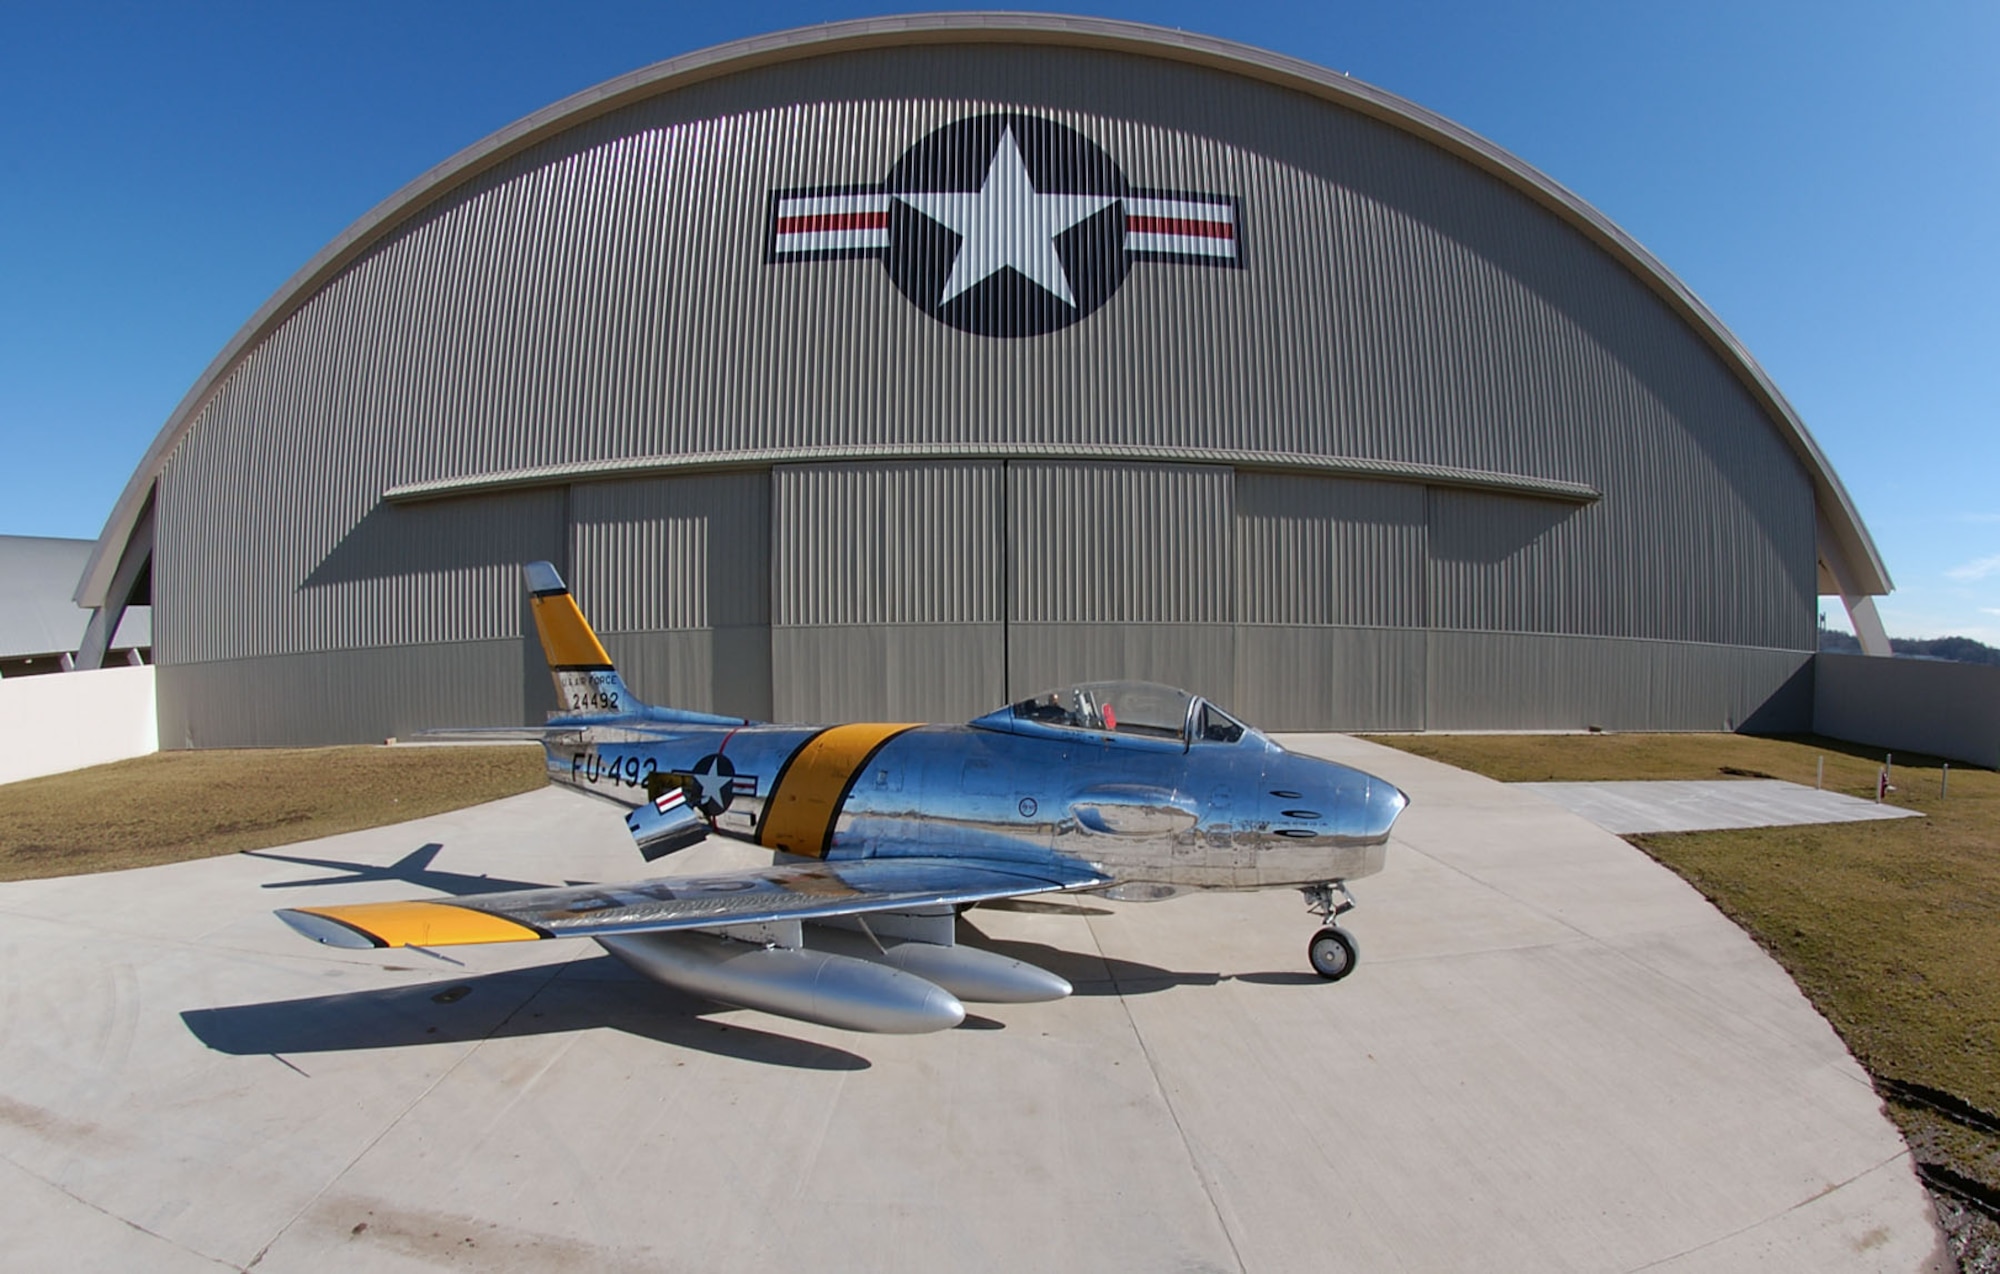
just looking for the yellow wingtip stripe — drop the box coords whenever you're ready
[530,593,613,669]
[294,901,542,948]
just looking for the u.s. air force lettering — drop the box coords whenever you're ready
[766,113,1242,337]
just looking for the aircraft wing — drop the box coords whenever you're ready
[277,856,1109,950]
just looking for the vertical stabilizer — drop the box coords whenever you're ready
[524,562,636,715]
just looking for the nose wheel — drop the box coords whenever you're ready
[1302,882,1359,982]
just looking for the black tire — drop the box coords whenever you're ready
[1308,926,1359,981]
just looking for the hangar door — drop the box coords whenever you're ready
[1231,472,1427,731]
[1006,461,1236,709]
[770,460,1235,723]
[566,463,1441,729]
[568,472,773,720]
[772,462,1005,722]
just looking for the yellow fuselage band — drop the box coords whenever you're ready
[760,723,919,858]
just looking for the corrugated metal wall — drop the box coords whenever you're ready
[771,462,1004,721]
[1236,473,1425,628]
[1006,462,1236,705]
[149,41,1821,743]
[569,471,772,718]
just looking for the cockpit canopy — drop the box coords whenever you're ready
[988,680,1247,745]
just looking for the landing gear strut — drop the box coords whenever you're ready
[1302,882,1359,981]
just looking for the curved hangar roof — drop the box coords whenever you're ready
[80,12,1888,607]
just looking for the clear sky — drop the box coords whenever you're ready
[2,2,1993,638]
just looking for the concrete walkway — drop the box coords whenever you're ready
[0,737,1945,1272]
[1521,779,1923,834]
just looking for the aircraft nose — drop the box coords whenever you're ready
[1279,757,1407,842]
[1362,776,1409,840]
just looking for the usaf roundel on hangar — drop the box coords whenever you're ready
[766,113,1243,337]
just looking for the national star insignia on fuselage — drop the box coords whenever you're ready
[274,561,1407,1034]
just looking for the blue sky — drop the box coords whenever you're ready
[2,2,1993,638]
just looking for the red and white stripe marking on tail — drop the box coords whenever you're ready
[770,192,891,257]
[655,788,687,814]
[1123,196,1238,262]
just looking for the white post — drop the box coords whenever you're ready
[1816,756,1824,790]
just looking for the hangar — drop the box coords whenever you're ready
[74,14,1892,747]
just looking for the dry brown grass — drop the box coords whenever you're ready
[1366,730,2000,1260]
[0,745,547,881]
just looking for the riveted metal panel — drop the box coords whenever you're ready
[1009,462,1232,624]
[772,462,1001,626]
[570,471,770,631]
[1235,473,1425,628]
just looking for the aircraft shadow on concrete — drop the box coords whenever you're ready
[180,956,873,1071]
[245,843,547,895]
[956,917,1223,995]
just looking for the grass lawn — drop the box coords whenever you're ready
[1366,730,2000,1264]
[0,745,547,881]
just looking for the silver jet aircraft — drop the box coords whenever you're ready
[277,562,1407,1033]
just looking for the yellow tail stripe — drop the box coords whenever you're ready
[530,593,612,669]
[294,900,542,948]
[759,723,919,858]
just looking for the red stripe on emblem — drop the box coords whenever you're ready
[776,212,891,235]
[1125,214,1233,240]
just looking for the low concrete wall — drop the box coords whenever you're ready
[1814,652,2000,768]
[0,665,158,785]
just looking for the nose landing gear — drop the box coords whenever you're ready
[1302,882,1359,981]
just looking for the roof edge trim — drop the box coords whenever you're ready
[381,445,1603,505]
[78,10,1889,604]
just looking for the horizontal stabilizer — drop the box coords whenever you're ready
[626,783,709,860]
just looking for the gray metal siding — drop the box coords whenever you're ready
[600,628,773,721]
[1815,653,2000,769]
[771,461,1005,720]
[1007,623,1236,711]
[568,473,773,719]
[773,625,1004,723]
[773,462,1000,625]
[155,470,563,664]
[1231,626,1426,731]
[156,639,543,749]
[1425,631,1812,733]
[569,472,770,632]
[1235,473,1425,628]
[147,41,1819,739]
[1009,462,1232,624]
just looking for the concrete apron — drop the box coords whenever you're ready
[0,736,1946,1273]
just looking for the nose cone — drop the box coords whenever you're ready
[1275,755,1408,844]
[1363,776,1409,841]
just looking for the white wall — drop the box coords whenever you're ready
[0,665,158,785]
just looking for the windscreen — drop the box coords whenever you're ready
[1011,681,1193,741]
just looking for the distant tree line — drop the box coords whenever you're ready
[1818,630,2000,665]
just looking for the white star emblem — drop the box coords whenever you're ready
[690,766,731,809]
[895,127,1117,308]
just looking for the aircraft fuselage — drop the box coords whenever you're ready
[544,714,1400,897]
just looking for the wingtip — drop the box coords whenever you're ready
[276,908,382,949]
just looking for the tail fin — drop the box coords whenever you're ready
[524,562,637,716]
